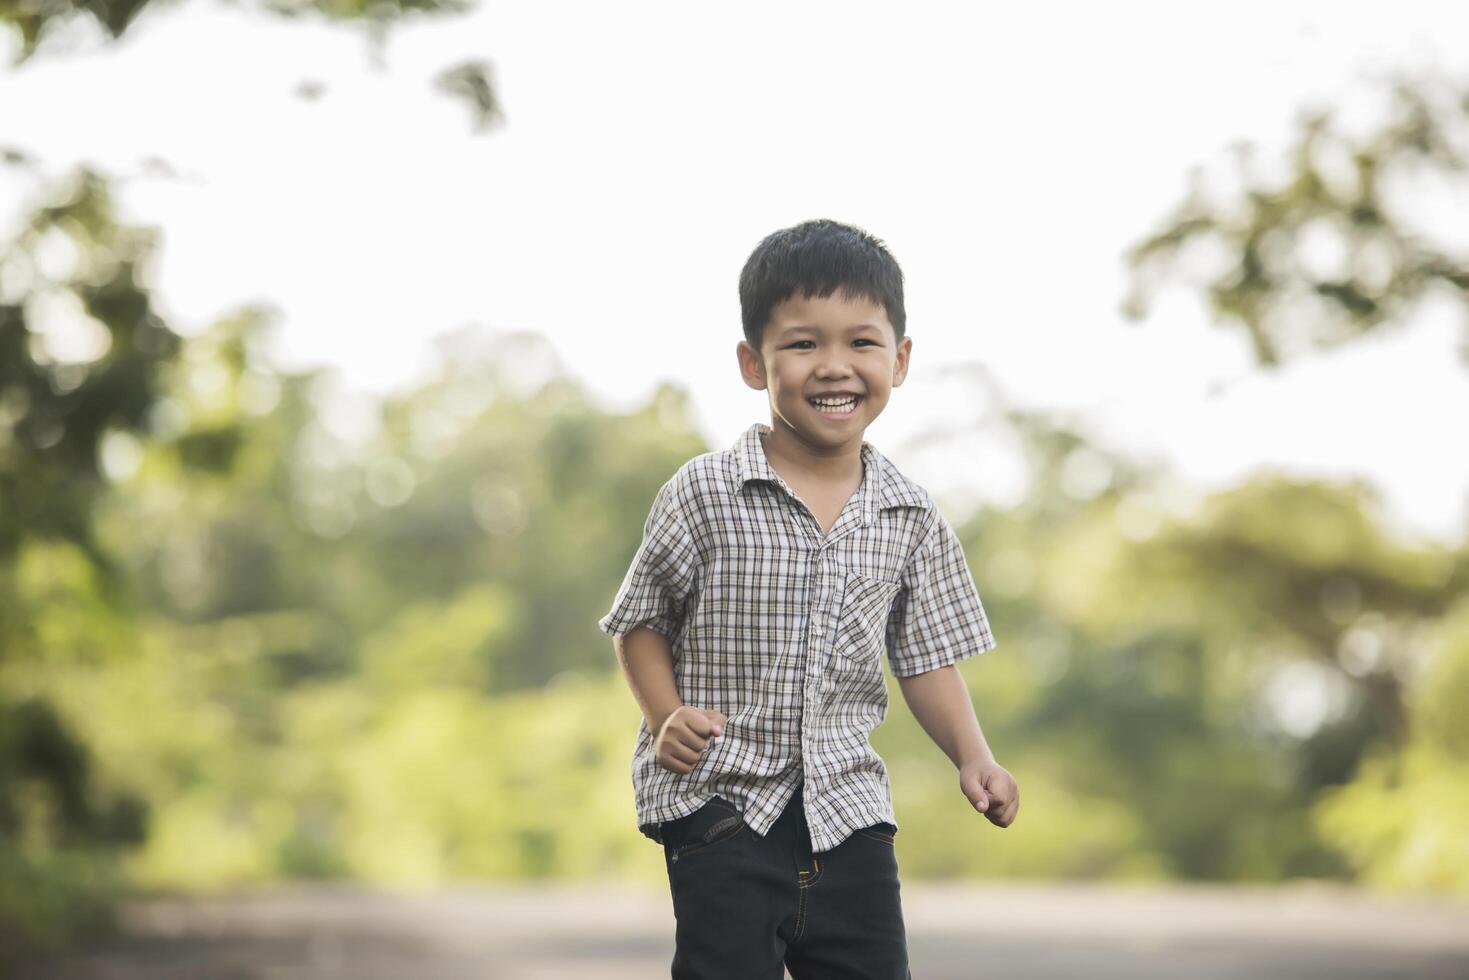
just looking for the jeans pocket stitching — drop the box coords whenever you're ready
[674,818,746,860]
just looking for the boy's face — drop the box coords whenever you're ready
[737,290,911,454]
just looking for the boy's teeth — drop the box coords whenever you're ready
[810,396,859,411]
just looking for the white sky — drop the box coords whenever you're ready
[2,0,1467,545]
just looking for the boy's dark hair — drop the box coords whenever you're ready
[738,218,905,350]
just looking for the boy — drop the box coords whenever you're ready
[598,218,1018,979]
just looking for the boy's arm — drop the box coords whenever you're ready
[599,476,723,774]
[897,664,1019,828]
[613,626,726,775]
[614,626,686,734]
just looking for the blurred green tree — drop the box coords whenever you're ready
[0,0,499,956]
[1123,67,1469,893]
[1124,70,1469,368]
[0,174,172,959]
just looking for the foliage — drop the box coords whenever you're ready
[1123,65,1469,894]
[1313,596,1469,895]
[0,172,175,962]
[0,0,471,64]
[1124,70,1469,368]
[0,169,179,567]
[2,0,501,939]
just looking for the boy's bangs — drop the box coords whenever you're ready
[795,282,887,312]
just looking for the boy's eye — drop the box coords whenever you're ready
[787,340,879,349]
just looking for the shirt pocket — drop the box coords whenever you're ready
[834,568,902,666]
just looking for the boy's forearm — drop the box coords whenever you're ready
[896,664,996,769]
[613,626,686,733]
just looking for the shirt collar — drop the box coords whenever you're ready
[732,423,926,523]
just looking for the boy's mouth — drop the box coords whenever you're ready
[807,394,862,418]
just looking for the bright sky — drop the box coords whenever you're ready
[3,0,1467,545]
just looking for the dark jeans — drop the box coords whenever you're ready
[658,785,910,979]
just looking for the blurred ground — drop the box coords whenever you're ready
[17,882,1469,980]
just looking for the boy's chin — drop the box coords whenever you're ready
[773,408,876,445]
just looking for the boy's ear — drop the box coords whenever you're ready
[737,340,768,391]
[891,335,912,387]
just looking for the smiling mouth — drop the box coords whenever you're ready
[807,395,862,417]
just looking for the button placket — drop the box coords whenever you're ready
[804,549,831,754]
[808,549,833,677]
[813,549,838,707]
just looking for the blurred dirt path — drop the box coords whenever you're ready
[17,882,1469,979]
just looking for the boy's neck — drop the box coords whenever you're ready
[760,419,865,486]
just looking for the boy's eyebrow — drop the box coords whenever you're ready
[779,323,885,336]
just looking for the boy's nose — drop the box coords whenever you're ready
[815,357,853,377]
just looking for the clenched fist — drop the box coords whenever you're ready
[960,758,1019,829]
[655,705,727,775]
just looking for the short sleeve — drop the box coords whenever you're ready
[885,508,997,678]
[598,478,701,640]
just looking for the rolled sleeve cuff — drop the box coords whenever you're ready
[597,607,679,639]
[889,630,997,678]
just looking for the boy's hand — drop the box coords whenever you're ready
[654,706,727,775]
[960,759,1019,828]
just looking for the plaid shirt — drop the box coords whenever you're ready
[598,422,997,853]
